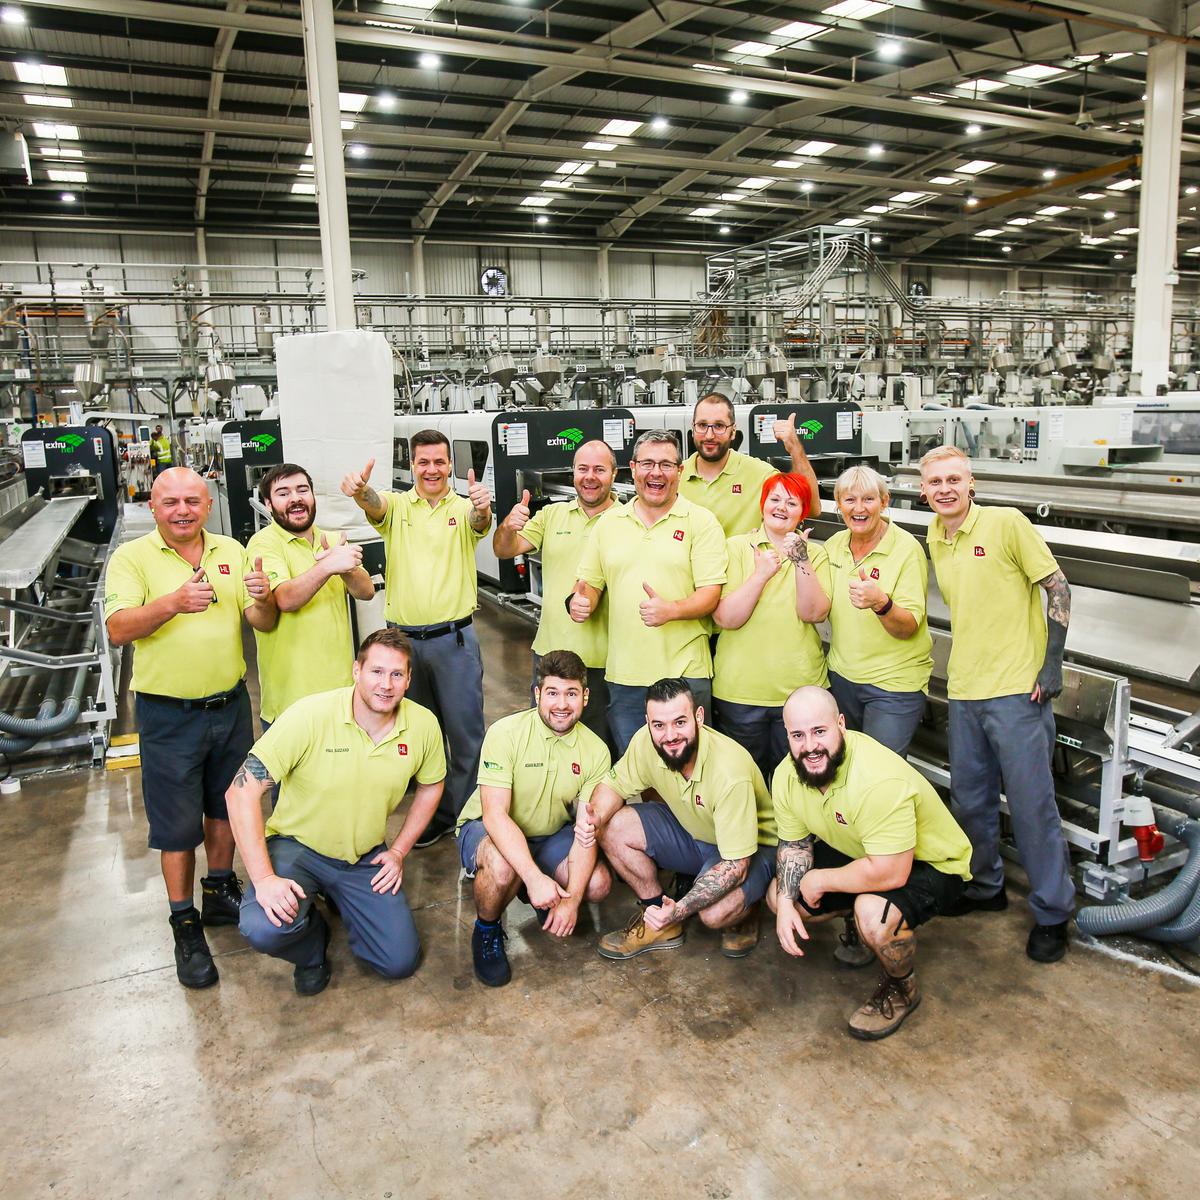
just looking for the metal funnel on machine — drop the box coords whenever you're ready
[531,351,562,392]
[73,359,106,402]
[766,344,789,386]
[205,362,237,398]
[661,351,687,391]
[744,351,766,393]
[486,350,518,390]
[635,352,662,385]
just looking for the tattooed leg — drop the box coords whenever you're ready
[854,892,916,978]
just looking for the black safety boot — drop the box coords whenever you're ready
[201,873,244,926]
[170,909,219,989]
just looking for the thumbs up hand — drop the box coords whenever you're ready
[568,580,594,623]
[244,555,272,601]
[575,800,598,849]
[466,467,492,513]
[316,531,362,575]
[753,545,782,582]
[506,488,532,532]
[174,565,215,613]
[639,581,674,627]
[340,457,375,500]
[848,565,886,611]
[772,411,800,448]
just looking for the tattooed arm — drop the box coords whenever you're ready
[642,855,749,929]
[783,531,831,623]
[1033,568,1071,703]
[775,836,815,958]
[225,754,305,927]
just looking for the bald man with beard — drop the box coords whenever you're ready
[767,687,972,1040]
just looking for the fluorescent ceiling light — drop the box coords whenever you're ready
[583,141,615,151]
[693,63,732,73]
[542,179,572,189]
[739,177,772,190]
[890,191,929,203]
[773,159,804,169]
[691,206,721,216]
[338,93,367,112]
[1006,217,1034,226]
[795,140,836,156]
[60,191,75,202]
[912,95,946,105]
[536,215,549,225]
[2,7,26,24]
[775,21,825,40]
[340,119,355,131]
[1107,178,1139,191]
[16,62,68,86]
[24,94,72,108]
[732,41,778,57]
[1078,191,1105,200]
[729,89,749,103]
[304,143,313,156]
[878,41,901,60]
[40,145,83,158]
[719,192,750,202]
[47,168,87,182]
[864,205,888,213]
[521,195,553,207]
[379,0,439,7]
[291,180,316,194]
[32,121,77,139]
[1115,226,1139,235]
[929,175,957,185]
[555,161,592,175]
[651,116,668,131]
[976,229,1002,237]
[1008,64,1065,80]
[800,181,814,192]
[823,1,892,19]
[417,53,440,69]
[1081,235,1109,245]
[1037,205,1069,215]
[867,143,884,156]
[835,216,866,226]
[958,79,1007,93]
[601,119,642,136]
[956,159,996,175]
[299,162,314,173]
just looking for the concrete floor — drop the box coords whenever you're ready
[2,604,1198,1200]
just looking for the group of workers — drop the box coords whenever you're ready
[103,390,1075,1041]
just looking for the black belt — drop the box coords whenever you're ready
[397,617,472,642]
[140,681,245,711]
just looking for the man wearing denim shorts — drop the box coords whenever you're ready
[456,650,612,988]
[575,677,776,961]
[104,467,277,990]
[769,687,972,1040]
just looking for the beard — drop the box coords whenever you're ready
[791,735,847,788]
[696,440,729,463]
[272,499,315,533]
[652,732,698,772]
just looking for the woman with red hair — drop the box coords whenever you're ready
[711,473,831,778]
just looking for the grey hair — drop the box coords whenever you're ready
[834,463,890,507]
[632,429,681,462]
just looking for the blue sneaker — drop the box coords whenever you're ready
[472,920,511,988]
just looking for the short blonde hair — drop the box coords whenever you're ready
[918,445,971,472]
[834,464,889,508]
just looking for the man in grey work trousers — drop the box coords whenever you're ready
[342,430,492,846]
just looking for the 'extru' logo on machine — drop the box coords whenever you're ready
[798,419,823,439]
[242,432,278,453]
[546,427,585,451]
[46,433,86,453]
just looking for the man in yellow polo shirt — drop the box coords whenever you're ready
[768,687,971,1040]
[920,445,1075,965]
[226,628,446,995]
[342,430,491,846]
[248,462,375,732]
[679,391,821,536]
[493,439,618,744]
[105,467,277,990]
[150,424,172,477]
[575,677,776,960]
[572,430,727,754]
[456,649,612,987]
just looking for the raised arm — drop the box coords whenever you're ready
[466,469,493,534]
[782,531,831,623]
[242,555,278,633]
[106,567,213,646]
[773,413,822,519]
[339,457,388,522]
[493,489,536,559]
[1034,568,1071,703]
[638,582,721,627]
[846,567,919,638]
[713,546,780,630]
[272,534,369,612]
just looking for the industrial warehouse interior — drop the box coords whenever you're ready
[2,1,1200,1197]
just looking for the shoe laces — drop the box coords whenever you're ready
[864,974,905,1019]
[838,919,862,949]
[174,912,207,957]
[477,924,508,960]
[623,910,648,939]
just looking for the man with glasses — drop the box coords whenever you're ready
[572,430,727,754]
[681,392,821,536]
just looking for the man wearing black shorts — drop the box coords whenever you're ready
[768,687,972,1040]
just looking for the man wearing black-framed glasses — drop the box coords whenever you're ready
[680,392,821,536]
[572,430,727,754]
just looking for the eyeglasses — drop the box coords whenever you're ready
[693,421,732,434]
[632,459,681,472]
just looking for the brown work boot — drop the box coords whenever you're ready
[847,972,921,1041]
[720,902,761,958]
[598,908,685,960]
[833,915,876,969]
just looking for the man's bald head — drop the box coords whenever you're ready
[149,467,212,545]
[784,686,841,729]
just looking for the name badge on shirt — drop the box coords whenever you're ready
[974,546,986,557]
[673,530,685,542]
[732,484,742,494]
[448,517,457,527]
[397,744,408,756]
[870,567,880,580]
[218,564,230,575]
[835,811,847,825]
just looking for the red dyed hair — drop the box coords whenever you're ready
[759,472,811,516]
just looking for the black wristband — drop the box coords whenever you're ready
[874,596,894,617]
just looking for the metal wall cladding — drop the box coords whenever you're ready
[611,252,653,299]
[353,242,414,295]
[424,244,480,296]
[652,255,705,300]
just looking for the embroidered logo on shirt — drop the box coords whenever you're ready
[672,530,685,542]
[974,546,986,557]
[694,794,704,807]
[870,567,880,580]
[571,762,581,775]
[448,517,458,526]
[397,744,408,756]
[732,483,742,494]
[218,564,230,575]
[835,811,847,825]
[484,760,502,770]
